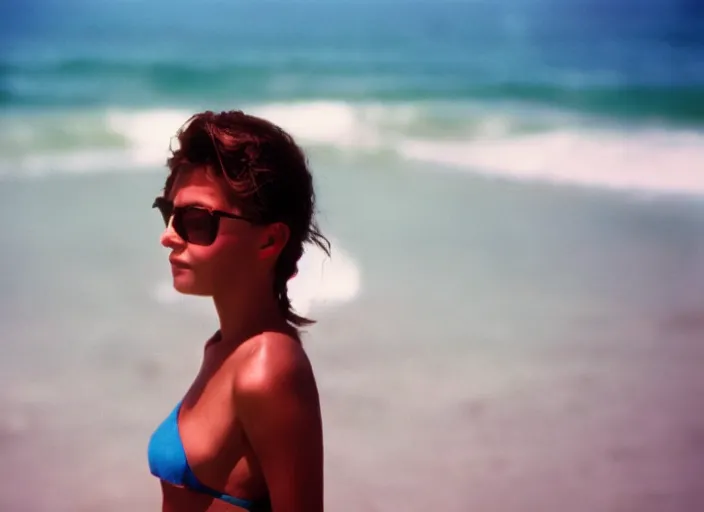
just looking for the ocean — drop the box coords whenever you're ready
[1,1,704,510]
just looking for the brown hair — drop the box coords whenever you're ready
[164,110,330,327]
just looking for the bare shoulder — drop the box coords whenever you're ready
[233,331,318,400]
[233,332,324,511]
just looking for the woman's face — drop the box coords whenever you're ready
[158,168,285,297]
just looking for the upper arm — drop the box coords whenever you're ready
[235,341,323,512]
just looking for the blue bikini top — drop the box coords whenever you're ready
[147,400,269,511]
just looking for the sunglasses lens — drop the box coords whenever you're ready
[153,197,218,246]
[178,208,217,246]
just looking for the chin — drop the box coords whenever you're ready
[172,275,212,297]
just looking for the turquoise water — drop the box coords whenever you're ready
[3,1,704,192]
[2,1,704,193]
[1,1,704,511]
[3,2,704,118]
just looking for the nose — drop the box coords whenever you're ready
[160,217,186,249]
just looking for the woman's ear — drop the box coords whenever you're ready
[258,222,290,259]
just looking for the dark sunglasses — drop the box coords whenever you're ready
[152,196,255,246]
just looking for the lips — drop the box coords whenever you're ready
[169,257,190,269]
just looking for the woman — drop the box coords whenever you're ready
[147,110,328,512]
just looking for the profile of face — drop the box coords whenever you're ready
[158,168,289,297]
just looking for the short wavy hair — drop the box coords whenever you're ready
[164,110,330,327]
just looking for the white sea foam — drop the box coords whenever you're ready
[2,101,704,197]
[0,108,190,177]
[398,128,704,196]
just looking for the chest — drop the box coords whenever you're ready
[179,362,242,461]
[178,344,254,473]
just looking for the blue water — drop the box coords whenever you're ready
[2,2,704,511]
[3,1,704,119]
[2,0,704,193]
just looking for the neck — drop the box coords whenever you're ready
[212,282,288,344]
